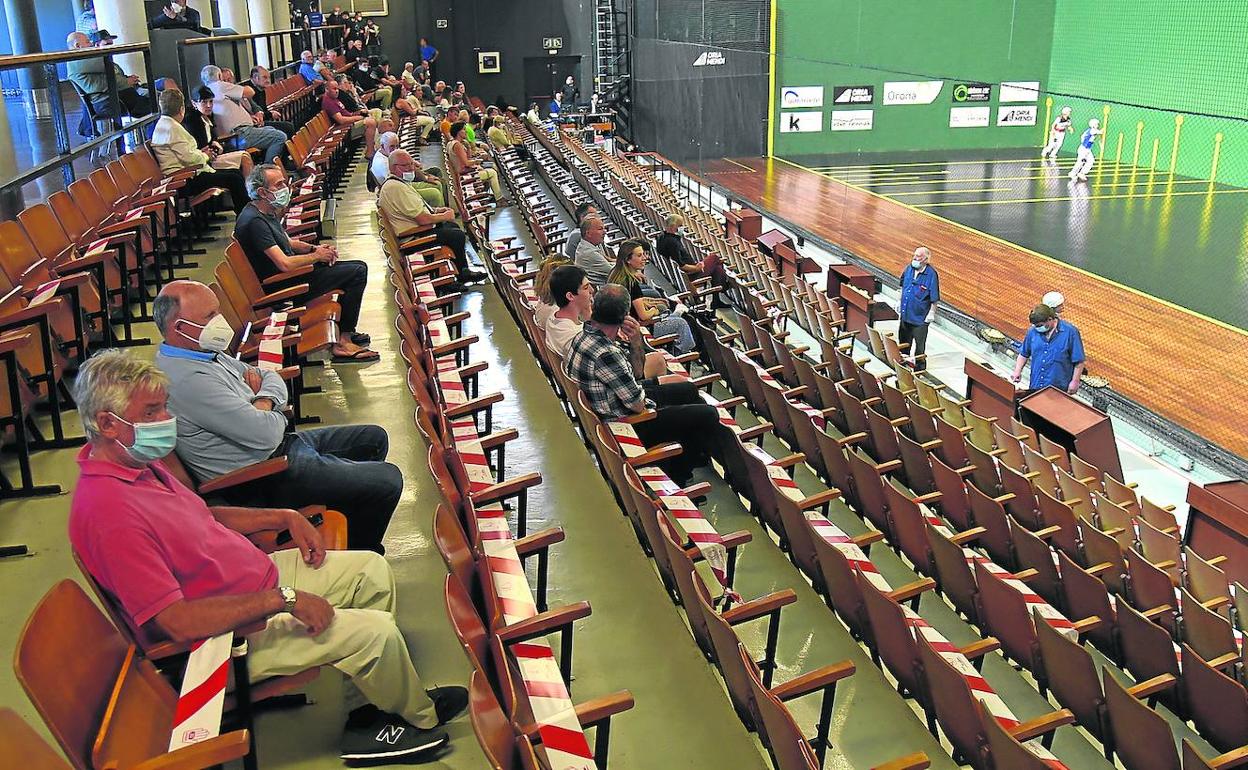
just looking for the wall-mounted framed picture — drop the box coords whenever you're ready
[478,51,500,74]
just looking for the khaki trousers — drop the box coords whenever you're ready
[246,550,438,729]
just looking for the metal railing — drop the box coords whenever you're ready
[176,25,346,94]
[0,42,157,217]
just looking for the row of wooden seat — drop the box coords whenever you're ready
[550,131,1248,769]
[375,156,639,770]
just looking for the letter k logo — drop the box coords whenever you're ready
[788,115,800,131]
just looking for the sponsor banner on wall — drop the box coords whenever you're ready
[780,111,824,133]
[833,85,874,104]
[883,81,944,105]
[997,105,1038,126]
[949,106,990,128]
[999,81,1040,102]
[830,110,874,131]
[952,83,991,103]
[781,86,825,109]
[692,51,725,66]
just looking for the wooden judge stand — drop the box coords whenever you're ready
[825,263,877,299]
[1018,387,1125,483]
[723,207,762,241]
[1186,480,1248,586]
[964,359,1024,425]
[839,283,898,337]
[755,230,819,278]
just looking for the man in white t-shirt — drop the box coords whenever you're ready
[546,264,666,378]
[201,64,287,165]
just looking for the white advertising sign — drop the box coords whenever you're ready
[779,110,823,133]
[949,106,990,128]
[997,105,1038,126]
[999,81,1041,103]
[780,86,825,109]
[829,110,874,131]
[882,81,944,105]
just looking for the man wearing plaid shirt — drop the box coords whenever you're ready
[565,285,724,483]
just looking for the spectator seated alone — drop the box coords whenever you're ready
[153,279,402,553]
[67,349,466,764]
[234,163,379,362]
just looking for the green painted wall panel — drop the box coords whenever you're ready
[772,0,1056,156]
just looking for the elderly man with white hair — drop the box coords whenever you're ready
[897,245,940,371]
[67,349,466,763]
[201,64,288,165]
[377,149,485,289]
[65,30,149,128]
[370,132,444,207]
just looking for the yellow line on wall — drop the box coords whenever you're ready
[770,154,1248,337]
[766,0,777,158]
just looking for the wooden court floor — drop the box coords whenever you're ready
[694,154,1248,460]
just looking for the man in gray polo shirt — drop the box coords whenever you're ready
[152,280,401,553]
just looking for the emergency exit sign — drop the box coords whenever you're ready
[543,37,563,50]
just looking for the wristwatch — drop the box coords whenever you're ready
[279,585,297,612]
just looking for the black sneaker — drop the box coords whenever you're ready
[428,685,468,725]
[340,708,448,764]
[458,270,489,284]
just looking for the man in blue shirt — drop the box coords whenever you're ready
[1069,118,1103,182]
[1011,304,1086,393]
[419,38,438,79]
[897,246,939,370]
[298,50,323,85]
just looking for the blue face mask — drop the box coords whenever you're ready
[111,413,178,464]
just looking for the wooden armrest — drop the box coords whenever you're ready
[198,457,290,494]
[1071,616,1103,635]
[514,526,566,558]
[570,690,635,731]
[950,526,987,546]
[870,753,931,770]
[125,730,251,770]
[263,265,315,286]
[253,283,310,309]
[721,530,753,550]
[444,391,504,419]
[958,637,1002,661]
[472,472,543,507]
[798,488,841,511]
[888,577,937,604]
[1033,525,1063,541]
[479,428,520,451]
[627,442,683,467]
[721,589,798,626]
[873,459,903,474]
[774,453,806,469]
[737,421,773,441]
[837,431,869,446]
[851,530,886,548]
[616,409,659,425]
[911,491,942,505]
[679,482,713,500]
[1125,673,1177,700]
[1008,708,1075,743]
[1140,604,1173,620]
[0,331,31,356]
[1208,652,1240,671]
[770,660,856,703]
[497,601,593,645]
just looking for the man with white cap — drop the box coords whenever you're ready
[1042,291,1065,315]
[1069,118,1103,181]
[1041,106,1073,160]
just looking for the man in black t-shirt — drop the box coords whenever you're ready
[234,164,379,363]
[655,213,730,304]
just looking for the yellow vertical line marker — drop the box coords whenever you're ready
[1112,132,1123,184]
[1096,105,1111,183]
[766,0,778,158]
[1169,113,1184,176]
[1148,138,1159,188]
[1209,131,1224,187]
[1041,97,1053,146]
[1132,121,1143,168]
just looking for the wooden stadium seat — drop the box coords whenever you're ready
[1185,546,1232,618]
[1138,517,1183,584]
[1033,608,1117,758]
[1182,738,1248,770]
[0,707,79,770]
[1179,586,1239,668]
[1009,517,1064,610]
[1180,642,1248,754]
[1116,598,1182,713]
[1103,671,1184,770]
[978,698,1063,770]
[964,481,1018,569]
[733,643,854,768]
[1125,545,1179,634]
[1056,549,1121,661]
[14,580,250,770]
[914,631,1071,769]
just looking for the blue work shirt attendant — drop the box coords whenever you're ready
[899,261,939,326]
[1014,312,1086,393]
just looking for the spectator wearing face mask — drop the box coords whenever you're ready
[1011,303,1086,394]
[897,246,939,371]
[149,1,209,33]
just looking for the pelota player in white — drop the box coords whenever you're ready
[1041,106,1073,160]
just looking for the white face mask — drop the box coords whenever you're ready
[170,2,184,13]
[400,170,417,182]
[911,259,924,270]
[178,314,235,352]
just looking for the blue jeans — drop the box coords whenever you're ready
[264,425,403,553]
[231,124,288,164]
[654,314,696,355]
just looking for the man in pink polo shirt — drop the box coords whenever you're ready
[68,350,464,764]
